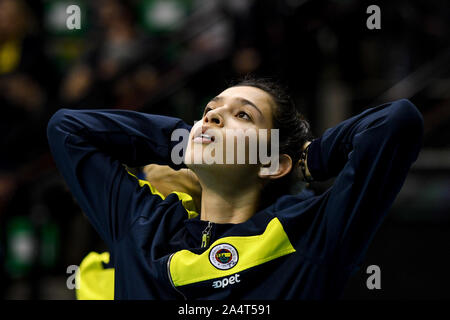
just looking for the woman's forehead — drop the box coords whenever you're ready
[218,86,274,106]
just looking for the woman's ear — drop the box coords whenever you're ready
[257,154,292,180]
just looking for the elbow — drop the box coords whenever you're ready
[388,99,424,141]
[47,108,73,145]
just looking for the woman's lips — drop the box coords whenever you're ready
[193,133,215,144]
[192,125,216,144]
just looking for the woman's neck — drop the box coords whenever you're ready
[199,180,261,224]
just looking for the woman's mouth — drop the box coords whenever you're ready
[193,133,215,144]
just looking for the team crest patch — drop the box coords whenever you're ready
[209,243,239,270]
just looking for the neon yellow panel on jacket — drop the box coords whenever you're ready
[75,251,114,300]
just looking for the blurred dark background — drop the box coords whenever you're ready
[0,0,448,299]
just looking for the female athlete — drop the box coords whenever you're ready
[47,77,423,299]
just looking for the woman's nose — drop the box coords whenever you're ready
[204,109,223,126]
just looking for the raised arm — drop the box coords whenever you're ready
[280,99,424,270]
[47,108,192,247]
[315,99,423,266]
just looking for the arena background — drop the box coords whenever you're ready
[0,0,449,300]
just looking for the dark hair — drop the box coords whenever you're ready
[229,75,314,209]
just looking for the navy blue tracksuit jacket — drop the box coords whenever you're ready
[47,99,424,299]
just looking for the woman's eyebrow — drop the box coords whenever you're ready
[209,96,263,116]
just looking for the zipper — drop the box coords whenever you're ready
[166,221,213,299]
[167,253,187,300]
[201,221,213,248]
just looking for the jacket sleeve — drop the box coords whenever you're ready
[308,99,424,268]
[279,99,424,270]
[47,108,192,247]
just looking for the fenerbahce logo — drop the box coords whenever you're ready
[209,244,239,270]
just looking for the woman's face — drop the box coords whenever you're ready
[185,86,275,169]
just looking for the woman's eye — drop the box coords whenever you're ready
[237,111,251,120]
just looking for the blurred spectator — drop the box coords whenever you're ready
[0,0,56,213]
[0,0,60,299]
[60,0,159,109]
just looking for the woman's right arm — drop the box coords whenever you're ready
[47,108,192,247]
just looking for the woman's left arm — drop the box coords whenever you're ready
[305,99,424,269]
